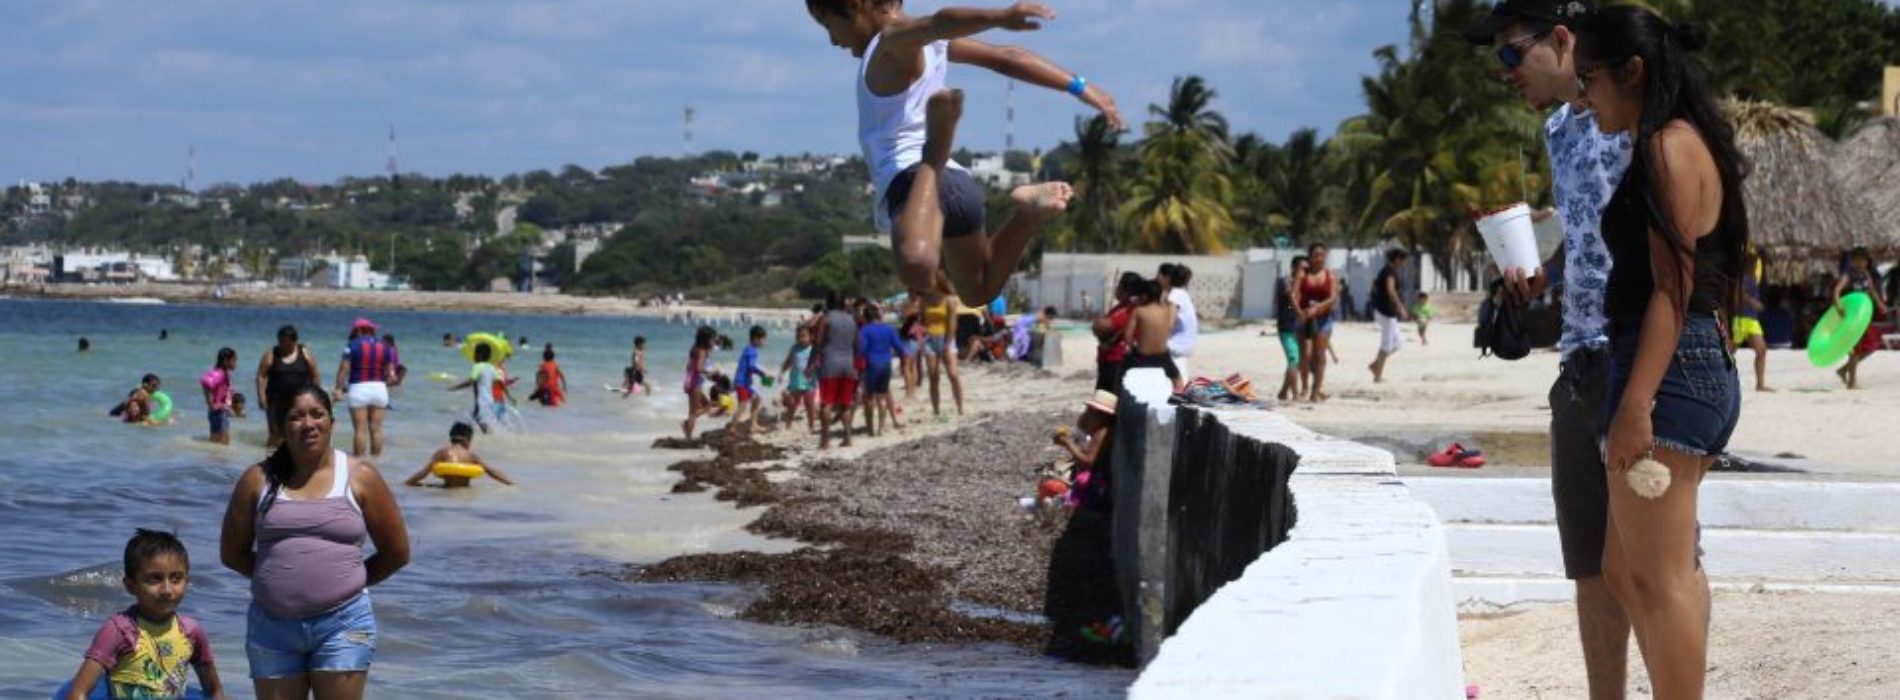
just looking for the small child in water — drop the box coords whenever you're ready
[405,422,515,488]
[66,529,227,700]
[623,336,650,397]
[1123,280,1184,392]
[229,393,248,419]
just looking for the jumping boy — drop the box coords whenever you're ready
[807,0,1123,306]
[405,422,515,488]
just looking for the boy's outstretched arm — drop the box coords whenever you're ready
[882,2,1056,51]
[948,38,1124,130]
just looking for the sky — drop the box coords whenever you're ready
[3,1,1419,186]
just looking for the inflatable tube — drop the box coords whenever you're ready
[426,371,456,382]
[55,680,208,700]
[1808,292,1875,367]
[461,333,513,364]
[431,462,486,479]
[148,390,174,422]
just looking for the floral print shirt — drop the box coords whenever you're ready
[1546,103,1634,357]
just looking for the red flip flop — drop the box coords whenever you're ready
[1428,443,1486,468]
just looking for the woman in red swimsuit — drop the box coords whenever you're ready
[1290,243,1339,402]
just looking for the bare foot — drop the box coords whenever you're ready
[1010,182,1075,223]
[1369,363,1382,383]
[1837,366,1851,387]
[923,89,964,168]
[1757,386,1775,393]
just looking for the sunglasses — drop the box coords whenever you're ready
[1497,30,1551,69]
[1575,58,1629,93]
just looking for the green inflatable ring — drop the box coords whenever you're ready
[148,390,174,422]
[1807,292,1875,367]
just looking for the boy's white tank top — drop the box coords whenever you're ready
[857,33,966,233]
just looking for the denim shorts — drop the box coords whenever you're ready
[247,591,376,678]
[1603,314,1741,458]
[207,408,230,435]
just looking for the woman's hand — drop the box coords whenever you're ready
[1605,402,1654,475]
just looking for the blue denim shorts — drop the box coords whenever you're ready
[1603,314,1741,458]
[247,591,376,678]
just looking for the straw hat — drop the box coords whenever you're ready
[1085,390,1118,416]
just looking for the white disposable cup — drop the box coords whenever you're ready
[1476,203,1543,274]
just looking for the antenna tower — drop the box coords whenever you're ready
[1006,80,1016,152]
[684,107,696,156]
[386,125,398,179]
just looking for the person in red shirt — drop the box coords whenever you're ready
[1092,273,1144,395]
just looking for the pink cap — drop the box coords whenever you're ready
[352,317,376,331]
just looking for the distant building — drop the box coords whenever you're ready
[841,235,889,254]
[967,153,1031,189]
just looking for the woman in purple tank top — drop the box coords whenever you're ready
[220,384,409,698]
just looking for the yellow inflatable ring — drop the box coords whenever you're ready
[431,462,486,479]
[461,332,513,364]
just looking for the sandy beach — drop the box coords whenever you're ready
[624,310,1899,694]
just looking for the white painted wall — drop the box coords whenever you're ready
[1130,408,1466,699]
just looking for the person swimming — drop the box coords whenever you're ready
[404,423,514,488]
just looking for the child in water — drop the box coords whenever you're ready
[405,422,515,488]
[623,336,651,397]
[531,345,567,407]
[111,375,162,424]
[65,529,227,700]
[805,0,1120,306]
[1123,280,1184,392]
[229,393,248,420]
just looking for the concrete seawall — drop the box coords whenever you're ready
[1115,370,1466,698]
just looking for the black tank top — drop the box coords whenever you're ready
[1601,165,1732,320]
[266,345,315,395]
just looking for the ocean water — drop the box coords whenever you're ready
[0,299,1128,698]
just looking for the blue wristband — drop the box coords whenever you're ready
[1067,75,1088,97]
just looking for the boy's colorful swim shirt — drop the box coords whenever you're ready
[84,607,214,699]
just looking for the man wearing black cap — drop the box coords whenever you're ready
[1467,2,1638,699]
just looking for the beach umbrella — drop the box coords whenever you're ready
[1834,117,1900,255]
[1729,101,1883,283]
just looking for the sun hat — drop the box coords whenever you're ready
[352,317,377,332]
[1084,390,1118,416]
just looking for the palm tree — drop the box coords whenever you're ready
[1149,76,1232,164]
[1069,114,1125,252]
[1121,75,1237,254]
[1261,128,1327,246]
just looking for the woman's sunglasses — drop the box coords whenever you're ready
[1497,30,1551,70]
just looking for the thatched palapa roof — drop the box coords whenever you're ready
[1835,117,1900,254]
[1728,101,1884,282]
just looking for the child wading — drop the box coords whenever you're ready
[806,0,1122,306]
[66,529,227,700]
[405,422,515,488]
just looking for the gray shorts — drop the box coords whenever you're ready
[884,164,986,239]
[1552,346,1701,579]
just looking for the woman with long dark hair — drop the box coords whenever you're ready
[220,384,409,699]
[1574,7,1748,697]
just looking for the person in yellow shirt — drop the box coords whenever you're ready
[66,529,226,700]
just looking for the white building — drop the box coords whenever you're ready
[967,154,1031,189]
